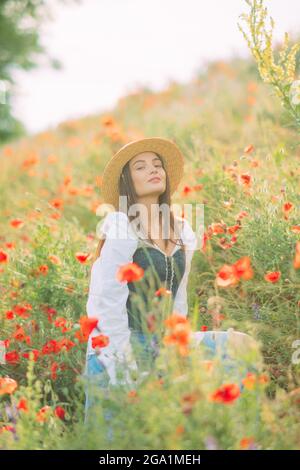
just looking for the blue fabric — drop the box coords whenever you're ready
[199,331,259,390]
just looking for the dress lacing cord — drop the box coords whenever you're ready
[164,253,175,293]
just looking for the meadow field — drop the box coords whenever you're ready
[0,49,300,449]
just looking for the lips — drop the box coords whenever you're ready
[148,177,161,183]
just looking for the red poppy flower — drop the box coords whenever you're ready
[22,349,40,361]
[233,256,254,280]
[239,173,251,187]
[17,398,29,412]
[50,198,63,210]
[79,316,98,338]
[41,339,61,355]
[59,338,75,351]
[13,303,32,319]
[10,219,24,229]
[264,271,281,283]
[36,405,52,422]
[92,334,110,349]
[51,362,59,380]
[216,264,239,287]
[0,250,9,263]
[75,252,91,264]
[117,262,144,282]
[5,351,20,364]
[181,185,193,197]
[210,383,241,404]
[216,256,253,287]
[38,264,49,275]
[54,406,66,420]
[5,310,14,320]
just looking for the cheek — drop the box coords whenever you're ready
[131,171,146,192]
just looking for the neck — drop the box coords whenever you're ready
[136,195,161,239]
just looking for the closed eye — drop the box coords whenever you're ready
[137,165,162,170]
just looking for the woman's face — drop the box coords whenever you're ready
[129,151,166,198]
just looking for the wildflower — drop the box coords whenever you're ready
[41,339,61,355]
[92,334,110,349]
[38,264,49,275]
[117,262,144,282]
[10,218,24,228]
[54,406,66,420]
[51,362,59,380]
[208,222,226,235]
[155,286,171,297]
[13,326,31,345]
[264,271,281,283]
[77,316,98,341]
[54,317,69,332]
[242,372,257,390]
[243,144,254,154]
[0,377,18,395]
[216,256,254,287]
[291,225,300,234]
[239,173,252,187]
[293,241,300,269]
[283,202,293,220]
[48,254,62,265]
[13,303,32,319]
[59,338,76,351]
[210,383,241,404]
[5,310,14,320]
[75,252,91,264]
[181,185,193,197]
[22,349,40,361]
[50,198,63,210]
[163,314,192,356]
[4,351,20,364]
[0,250,9,263]
[36,405,52,423]
[17,398,29,412]
[240,437,256,450]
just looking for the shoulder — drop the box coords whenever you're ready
[175,216,198,251]
[98,211,137,241]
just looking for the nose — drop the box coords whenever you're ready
[149,165,159,175]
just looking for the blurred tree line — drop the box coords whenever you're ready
[0,0,80,144]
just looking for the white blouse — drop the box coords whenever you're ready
[86,211,198,385]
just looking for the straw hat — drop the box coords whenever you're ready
[101,137,185,210]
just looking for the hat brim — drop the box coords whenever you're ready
[101,137,184,210]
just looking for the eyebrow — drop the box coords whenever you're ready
[132,157,161,167]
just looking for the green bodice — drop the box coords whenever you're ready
[126,239,186,331]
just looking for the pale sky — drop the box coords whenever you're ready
[11,0,300,135]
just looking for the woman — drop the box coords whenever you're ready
[81,137,259,434]
[82,137,198,424]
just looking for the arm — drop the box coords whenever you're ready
[86,211,139,385]
[172,218,198,317]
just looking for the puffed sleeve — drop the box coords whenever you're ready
[86,211,139,386]
[172,217,198,317]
